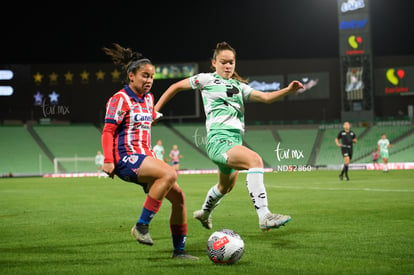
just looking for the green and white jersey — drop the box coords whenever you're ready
[378,138,390,153]
[152,145,164,160]
[189,73,253,134]
[95,154,104,166]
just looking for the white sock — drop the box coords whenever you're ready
[201,184,223,213]
[246,168,269,220]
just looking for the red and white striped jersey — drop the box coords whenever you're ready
[102,85,156,164]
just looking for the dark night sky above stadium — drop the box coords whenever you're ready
[3,0,414,64]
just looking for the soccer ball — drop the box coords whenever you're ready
[206,229,245,265]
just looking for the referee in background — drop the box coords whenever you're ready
[335,121,357,181]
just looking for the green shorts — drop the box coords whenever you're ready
[380,150,389,159]
[206,130,242,174]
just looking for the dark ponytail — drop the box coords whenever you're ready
[103,43,152,83]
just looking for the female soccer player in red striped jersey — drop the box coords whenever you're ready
[101,43,198,260]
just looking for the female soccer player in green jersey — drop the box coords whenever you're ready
[377,133,393,172]
[155,42,303,232]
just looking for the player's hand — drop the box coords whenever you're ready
[336,143,342,147]
[288,80,304,94]
[152,111,163,125]
[102,163,115,179]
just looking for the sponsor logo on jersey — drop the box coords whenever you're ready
[135,124,151,130]
[133,114,152,122]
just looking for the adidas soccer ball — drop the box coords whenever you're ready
[206,229,244,265]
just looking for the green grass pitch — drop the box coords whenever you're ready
[1,170,413,274]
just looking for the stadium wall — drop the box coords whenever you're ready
[1,56,413,125]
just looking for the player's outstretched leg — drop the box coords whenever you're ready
[193,184,223,229]
[259,213,292,232]
[246,168,292,231]
[193,209,213,229]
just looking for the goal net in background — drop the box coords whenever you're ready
[53,156,97,174]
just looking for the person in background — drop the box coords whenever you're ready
[335,121,357,181]
[155,41,303,232]
[101,43,198,260]
[377,133,393,173]
[95,151,105,178]
[153,139,166,162]
[169,145,182,172]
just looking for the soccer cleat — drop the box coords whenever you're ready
[339,174,343,181]
[193,210,212,229]
[259,213,291,232]
[131,224,153,246]
[172,250,199,260]
[345,176,350,181]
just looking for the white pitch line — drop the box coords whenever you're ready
[268,185,414,193]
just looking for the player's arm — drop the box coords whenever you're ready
[101,123,117,178]
[352,138,357,143]
[101,94,125,178]
[155,78,192,112]
[335,138,341,147]
[248,80,303,104]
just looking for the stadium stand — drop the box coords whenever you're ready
[169,123,208,154]
[243,127,278,168]
[389,130,414,162]
[354,126,414,163]
[391,145,414,163]
[152,123,214,170]
[351,124,413,162]
[32,124,102,172]
[241,126,319,168]
[1,121,412,175]
[277,128,319,166]
[0,125,54,175]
